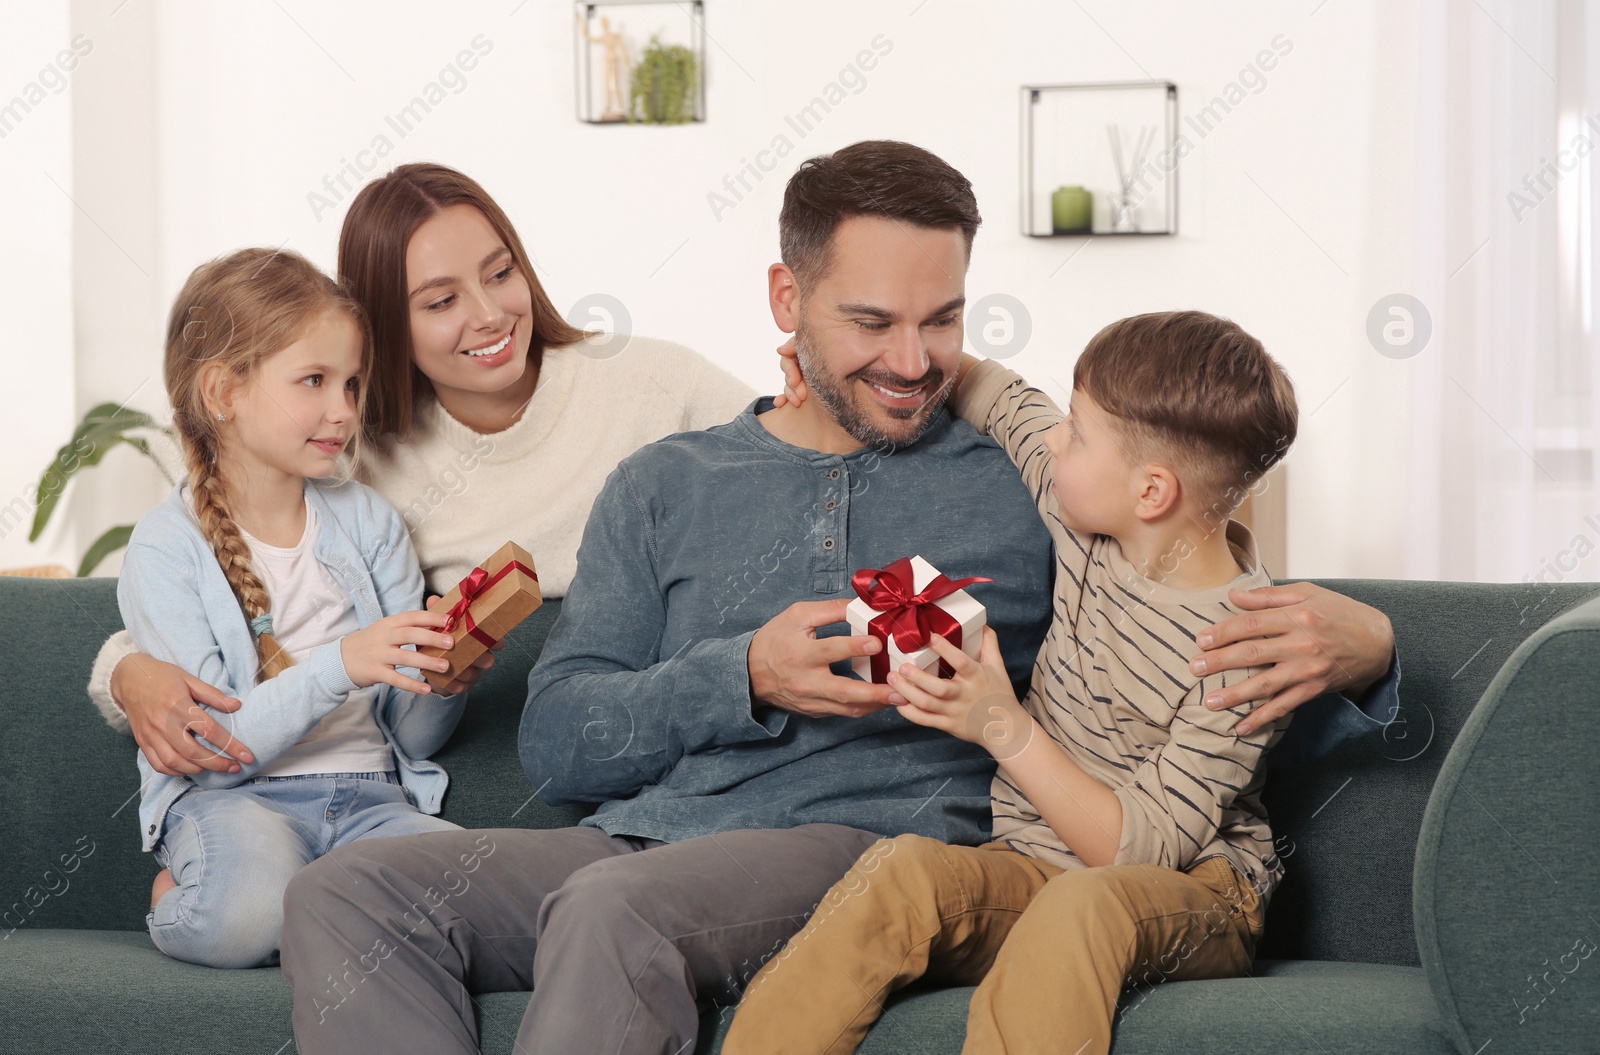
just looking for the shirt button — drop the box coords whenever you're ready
[828,468,840,480]
[824,500,837,511]
[822,538,835,550]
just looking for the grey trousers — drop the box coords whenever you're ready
[280,822,881,1055]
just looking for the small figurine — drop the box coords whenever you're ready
[577,11,631,121]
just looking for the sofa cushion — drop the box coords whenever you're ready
[1,930,295,1055]
[693,960,1457,1054]
[0,931,1455,1055]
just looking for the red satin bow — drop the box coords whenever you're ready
[441,567,490,635]
[440,560,537,647]
[851,558,991,680]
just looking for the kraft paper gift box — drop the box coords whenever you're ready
[417,541,542,692]
[846,555,990,684]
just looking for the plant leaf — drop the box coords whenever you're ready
[72,403,159,469]
[77,524,135,577]
[30,403,162,541]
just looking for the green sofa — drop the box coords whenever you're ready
[4,575,1597,1054]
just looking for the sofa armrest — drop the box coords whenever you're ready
[1414,594,1600,1055]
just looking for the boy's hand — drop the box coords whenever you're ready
[340,610,456,695]
[886,628,1034,760]
[769,338,808,409]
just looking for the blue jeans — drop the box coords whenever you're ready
[148,771,460,968]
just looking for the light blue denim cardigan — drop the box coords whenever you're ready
[117,477,465,851]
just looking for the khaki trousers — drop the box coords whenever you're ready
[723,835,1265,1055]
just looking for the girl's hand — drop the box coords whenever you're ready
[340,610,456,694]
[769,338,807,409]
[885,628,1034,760]
[110,653,251,775]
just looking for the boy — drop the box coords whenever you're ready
[722,310,1299,1055]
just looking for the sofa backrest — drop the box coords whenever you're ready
[0,578,580,936]
[1253,578,1600,968]
[4,575,1597,961]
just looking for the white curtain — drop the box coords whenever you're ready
[1408,0,1600,584]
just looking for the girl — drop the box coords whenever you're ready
[92,164,754,776]
[120,248,465,968]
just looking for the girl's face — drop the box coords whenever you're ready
[222,309,362,482]
[404,204,535,402]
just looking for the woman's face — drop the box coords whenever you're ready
[404,203,535,401]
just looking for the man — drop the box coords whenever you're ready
[281,141,1396,1054]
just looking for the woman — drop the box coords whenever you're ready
[91,164,754,776]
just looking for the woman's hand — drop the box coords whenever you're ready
[340,609,456,694]
[109,653,251,776]
[424,593,497,695]
[769,337,807,409]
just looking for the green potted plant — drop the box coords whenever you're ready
[30,402,175,575]
[628,33,699,124]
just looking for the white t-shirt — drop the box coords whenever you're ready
[244,499,394,777]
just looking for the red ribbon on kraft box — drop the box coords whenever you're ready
[418,541,542,691]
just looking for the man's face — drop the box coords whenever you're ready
[791,215,967,448]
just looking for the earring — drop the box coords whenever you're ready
[216,411,227,422]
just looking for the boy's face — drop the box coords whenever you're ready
[1044,390,1143,535]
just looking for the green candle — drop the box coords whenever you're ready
[1051,185,1091,234]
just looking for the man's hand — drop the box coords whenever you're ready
[748,599,896,718]
[110,653,251,776]
[1192,582,1395,735]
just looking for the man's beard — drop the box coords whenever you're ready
[793,318,955,451]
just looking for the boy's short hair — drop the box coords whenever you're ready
[1072,311,1298,514]
[779,140,981,288]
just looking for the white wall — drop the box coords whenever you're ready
[9,0,1422,579]
[0,1,79,572]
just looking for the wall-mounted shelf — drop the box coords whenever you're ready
[575,0,705,125]
[1020,81,1178,237]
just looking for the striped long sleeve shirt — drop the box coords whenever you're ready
[950,360,1293,905]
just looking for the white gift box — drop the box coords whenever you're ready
[846,555,987,683]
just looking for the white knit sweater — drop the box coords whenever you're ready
[90,333,755,731]
[360,333,754,597]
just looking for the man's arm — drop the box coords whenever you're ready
[1265,654,1402,769]
[518,465,892,806]
[1190,582,1397,736]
